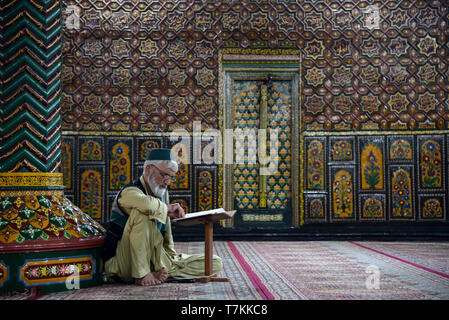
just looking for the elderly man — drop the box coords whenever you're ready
[103,148,222,286]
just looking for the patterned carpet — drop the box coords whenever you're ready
[230,241,449,299]
[2,241,449,300]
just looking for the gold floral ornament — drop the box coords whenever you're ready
[308,198,324,219]
[304,39,324,60]
[168,67,187,88]
[418,36,437,57]
[388,65,408,84]
[332,170,354,218]
[304,94,325,115]
[0,225,19,243]
[112,67,131,86]
[110,39,130,59]
[195,40,214,60]
[195,11,213,31]
[249,12,269,31]
[195,95,214,115]
[195,67,215,88]
[80,66,103,86]
[222,11,240,31]
[29,214,50,230]
[80,140,102,161]
[111,10,130,30]
[333,39,352,58]
[304,11,324,31]
[167,96,187,116]
[417,64,437,84]
[390,138,413,161]
[332,66,352,87]
[391,169,413,218]
[139,39,159,59]
[360,38,380,57]
[361,142,384,190]
[83,38,102,57]
[362,197,384,219]
[359,65,380,86]
[82,94,102,115]
[422,198,443,219]
[2,207,18,221]
[139,95,159,114]
[332,10,352,31]
[277,12,295,33]
[389,8,410,29]
[388,37,409,57]
[141,11,160,30]
[80,169,102,219]
[388,92,409,114]
[139,140,160,162]
[333,94,352,115]
[361,5,380,30]
[360,94,381,114]
[83,8,101,29]
[305,67,325,87]
[111,95,130,115]
[417,92,438,113]
[166,12,185,32]
[167,40,187,60]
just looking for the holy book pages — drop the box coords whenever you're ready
[172,208,236,226]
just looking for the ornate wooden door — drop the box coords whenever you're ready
[220,51,301,228]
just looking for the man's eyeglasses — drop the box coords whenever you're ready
[153,165,177,182]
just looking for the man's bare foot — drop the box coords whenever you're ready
[135,272,161,286]
[135,269,169,286]
[155,269,169,282]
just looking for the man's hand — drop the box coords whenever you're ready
[167,203,185,220]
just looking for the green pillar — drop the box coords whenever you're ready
[0,0,105,294]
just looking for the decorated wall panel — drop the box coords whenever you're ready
[62,135,218,222]
[304,133,449,223]
[59,0,449,227]
[305,137,326,191]
[79,166,104,219]
[417,135,445,191]
[359,136,385,192]
[389,165,415,220]
[330,166,356,222]
[359,194,386,221]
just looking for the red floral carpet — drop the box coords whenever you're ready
[228,241,449,299]
[2,241,449,300]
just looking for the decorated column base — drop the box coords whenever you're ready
[0,175,105,294]
[1,245,104,295]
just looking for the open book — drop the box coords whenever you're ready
[172,208,236,226]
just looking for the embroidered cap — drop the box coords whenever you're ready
[146,148,177,161]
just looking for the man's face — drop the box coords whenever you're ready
[144,163,177,198]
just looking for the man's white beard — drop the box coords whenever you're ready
[149,173,167,199]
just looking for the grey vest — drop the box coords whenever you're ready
[102,178,167,262]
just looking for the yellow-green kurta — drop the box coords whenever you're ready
[104,176,222,281]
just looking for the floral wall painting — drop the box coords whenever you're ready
[359,137,384,191]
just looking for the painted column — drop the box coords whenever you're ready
[0,0,105,293]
